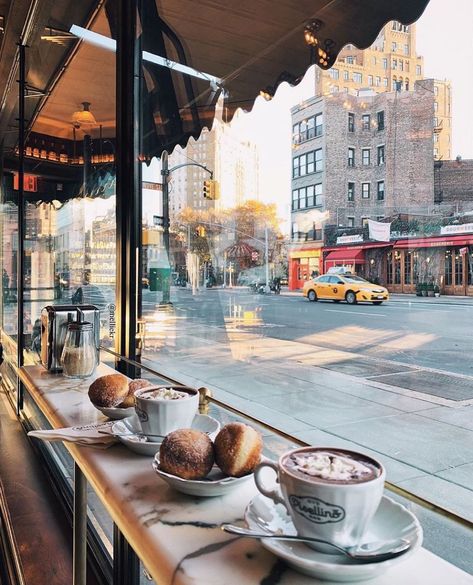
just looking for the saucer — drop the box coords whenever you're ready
[94,405,135,420]
[153,456,254,497]
[111,414,220,457]
[244,494,422,582]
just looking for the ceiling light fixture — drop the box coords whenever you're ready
[71,102,97,127]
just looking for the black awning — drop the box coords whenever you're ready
[135,0,431,156]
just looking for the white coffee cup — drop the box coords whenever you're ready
[254,447,385,552]
[134,385,199,438]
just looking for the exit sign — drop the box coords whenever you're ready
[13,173,38,192]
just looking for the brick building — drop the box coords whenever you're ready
[316,21,451,160]
[289,81,435,289]
[435,158,473,206]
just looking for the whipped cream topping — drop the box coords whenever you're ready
[291,451,374,481]
[141,388,188,401]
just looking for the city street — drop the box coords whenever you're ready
[139,286,473,532]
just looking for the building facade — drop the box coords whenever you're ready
[316,21,451,160]
[289,81,435,289]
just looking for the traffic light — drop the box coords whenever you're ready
[202,179,220,200]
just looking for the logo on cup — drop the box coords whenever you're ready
[289,495,345,524]
[135,406,148,422]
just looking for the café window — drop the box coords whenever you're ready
[362,148,371,166]
[377,180,385,201]
[348,147,355,166]
[362,182,370,198]
[348,112,355,132]
[362,114,371,130]
[377,144,385,164]
[377,110,385,130]
[404,251,412,284]
[347,182,355,201]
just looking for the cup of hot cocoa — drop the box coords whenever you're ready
[254,447,385,552]
[134,386,199,438]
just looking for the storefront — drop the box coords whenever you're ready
[322,242,391,281]
[288,247,321,290]
[391,234,473,296]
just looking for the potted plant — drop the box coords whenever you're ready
[434,284,440,298]
[421,282,428,297]
[427,282,435,297]
[415,282,423,297]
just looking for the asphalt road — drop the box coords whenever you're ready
[142,287,473,378]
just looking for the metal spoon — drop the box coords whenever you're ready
[221,524,411,562]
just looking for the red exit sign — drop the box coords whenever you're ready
[13,173,38,192]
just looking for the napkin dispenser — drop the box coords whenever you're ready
[40,305,100,372]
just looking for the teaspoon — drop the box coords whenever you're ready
[221,524,411,562]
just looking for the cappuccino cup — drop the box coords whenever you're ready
[254,447,385,552]
[134,386,199,438]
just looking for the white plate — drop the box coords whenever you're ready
[95,405,135,420]
[111,414,221,457]
[153,456,254,497]
[245,494,422,582]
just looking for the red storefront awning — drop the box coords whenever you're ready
[394,235,473,249]
[325,249,365,265]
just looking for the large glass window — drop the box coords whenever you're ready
[292,149,322,177]
[445,249,453,285]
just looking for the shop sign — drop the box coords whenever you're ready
[336,234,363,244]
[440,223,473,235]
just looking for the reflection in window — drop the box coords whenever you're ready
[445,249,452,285]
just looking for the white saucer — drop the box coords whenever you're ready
[244,494,422,582]
[111,414,220,457]
[94,404,135,420]
[153,456,254,497]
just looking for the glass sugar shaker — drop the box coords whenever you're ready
[61,321,97,379]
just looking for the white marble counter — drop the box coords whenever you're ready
[19,364,473,585]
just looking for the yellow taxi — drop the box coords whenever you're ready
[302,272,389,305]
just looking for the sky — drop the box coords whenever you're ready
[227,0,473,228]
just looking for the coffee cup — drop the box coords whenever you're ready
[254,447,385,552]
[134,385,199,438]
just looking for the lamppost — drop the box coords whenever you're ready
[160,151,213,304]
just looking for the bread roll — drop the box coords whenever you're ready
[159,429,215,480]
[88,374,129,408]
[214,422,262,477]
[119,378,153,408]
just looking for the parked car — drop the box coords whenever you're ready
[303,273,389,305]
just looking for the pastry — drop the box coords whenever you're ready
[159,429,215,480]
[119,378,153,408]
[88,373,129,408]
[214,422,262,477]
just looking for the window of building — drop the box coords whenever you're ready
[330,85,339,93]
[377,180,385,201]
[434,101,438,112]
[383,77,388,86]
[392,42,397,52]
[292,184,323,210]
[444,249,453,285]
[375,76,381,87]
[348,147,355,166]
[399,60,404,71]
[348,182,355,201]
[377,144,385,164]
[372,56,377,65]
[434,85,439,96]
[368,75,373,86]
[362,114,371,130]
[434,133,439,143]
[434,147,439,157]
[382,58,388,69]
[405,79,409,90]
[377,110,385,130]
[292,113,324,144]
[362,148,371,165]
[330,68,339,80]
[416,64,421,75]
[362,217,370,227]
[353,72,362,83]
[404,44,409,55]
[348,112,355,132]
[347,217,355,227]
[346,56,355,64]
[392,58,397,69]
[344,70,349,81]
[362,182,370,198]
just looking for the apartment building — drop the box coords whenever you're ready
[316,21,451,160]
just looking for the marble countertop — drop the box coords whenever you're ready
[19,364,473,585]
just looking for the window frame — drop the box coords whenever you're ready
[362,182,371,199]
